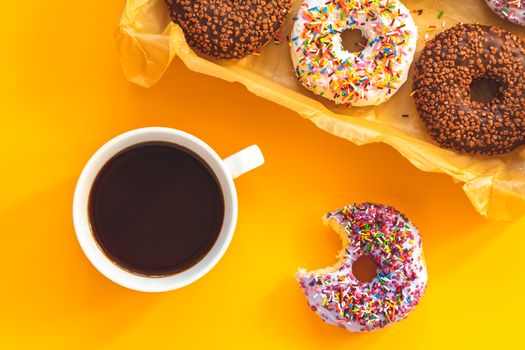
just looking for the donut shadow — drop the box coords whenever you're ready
[253,138,506,344]
[258,277,384,347]
[258,208,504,346]
[259,276,436,347]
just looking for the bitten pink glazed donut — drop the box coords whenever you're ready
[486,1,525,26]
[297,203,427,332]
[290,0,418,106]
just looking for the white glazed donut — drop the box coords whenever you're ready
[290,0,418,107]
[485,0,525,26]
[297,203,427,332]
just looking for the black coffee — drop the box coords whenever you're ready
[88,142,225,276]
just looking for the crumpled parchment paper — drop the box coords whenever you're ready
[116,0,525,221]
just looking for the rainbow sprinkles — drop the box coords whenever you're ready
[297,203,428,332]
[290,0,418,106]
[485,0,525,26]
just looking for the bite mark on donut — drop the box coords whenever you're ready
[297,216,351,277]
[297,203,428,332]
[299,216,378,282]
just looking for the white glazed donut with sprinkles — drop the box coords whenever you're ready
[485,0,525,26]
[297,203,427,332]
[290,0,418,106]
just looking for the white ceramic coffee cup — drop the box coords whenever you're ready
[73,127,264,292]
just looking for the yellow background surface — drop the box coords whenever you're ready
[1,1,524,349]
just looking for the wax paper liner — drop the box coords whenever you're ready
[116,0,525,221]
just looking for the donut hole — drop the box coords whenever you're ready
[470,77,502,103]
[352,255,379,283]
[340,28,368,54]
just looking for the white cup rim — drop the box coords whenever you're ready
[72,127,238,292]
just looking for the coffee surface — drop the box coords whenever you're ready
[89,142,224,276]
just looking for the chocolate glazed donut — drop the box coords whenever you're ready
[165,0,291,59]
[413,24,525,155]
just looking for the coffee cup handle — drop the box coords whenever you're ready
[223,145,265,179]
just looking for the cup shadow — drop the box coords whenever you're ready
[1,178,158,347]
